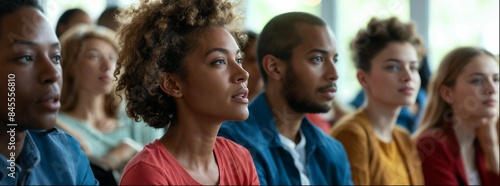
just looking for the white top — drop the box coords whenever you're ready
[278,129,310,185]
[467,169,481,185]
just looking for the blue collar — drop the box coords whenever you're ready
[249,93,326,151]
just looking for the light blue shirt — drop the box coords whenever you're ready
[0,128,98,185]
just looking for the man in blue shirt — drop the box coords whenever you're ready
[219,12,353,185]
[0,0,97,184]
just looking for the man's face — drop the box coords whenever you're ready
[282,24,339,113]
[0,7,62,130]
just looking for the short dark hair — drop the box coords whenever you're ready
[97,6,119,30]
[55,8,87,37]
[350,17,425,72]
[257,12,326,84]
[0,0,43,36]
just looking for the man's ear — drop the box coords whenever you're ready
[159,72,183,98]
[440,85,454,104]
[262,55,284,81]
[357,70,369,89]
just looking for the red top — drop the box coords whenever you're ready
[416,124,500,186]
[120,137,260,185]
[306,113,332,134]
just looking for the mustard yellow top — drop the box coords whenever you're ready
[330,109,424,185]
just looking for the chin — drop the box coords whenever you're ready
[228,110,249,121]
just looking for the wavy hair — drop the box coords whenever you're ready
[115,0,243,128]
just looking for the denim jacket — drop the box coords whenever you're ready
[219,93,353,185]
[0,128,98,185]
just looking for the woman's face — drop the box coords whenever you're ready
[362,42,421,107]
[73,38,117,95]
[444,54,499,120]
[242,39,263,101]
[176,27,249,122]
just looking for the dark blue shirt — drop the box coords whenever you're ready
[218,93,353,185]
[0,128,98,185]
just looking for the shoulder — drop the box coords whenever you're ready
[330,111,369,138]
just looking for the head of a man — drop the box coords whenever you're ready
[257,12,339,113]
[0,0,62,130]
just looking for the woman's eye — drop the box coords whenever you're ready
[213,60,225,66]
[51,55,61,64]
[17,55,34,63]
[386,65,400,71]
[313,56,323,63]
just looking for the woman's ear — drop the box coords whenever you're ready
[357,70,369,89]
[159,72,183,98]
[440,85,454,104]
[262,55,283,81]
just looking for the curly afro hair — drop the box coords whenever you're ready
[350,17,426,72]
[115,0,243,129]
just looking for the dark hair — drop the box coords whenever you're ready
[97,6,119,31]
[351,17,425,72]
[56,8,87,37]
[257,12,326,84]
[115,0,242,128]
[0,0,43,35]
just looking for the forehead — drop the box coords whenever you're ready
[0,7,59,51]
[461,54,499,76]
[293,24,337,52]
[194,27,239,52]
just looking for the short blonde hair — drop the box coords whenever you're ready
[60,24,120,118]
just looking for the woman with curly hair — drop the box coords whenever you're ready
[329,17,425,185]
[415,47,499,185]
[116,0,259,185]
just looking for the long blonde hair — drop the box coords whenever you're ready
[415,47,497,137]
[60,24,120,118]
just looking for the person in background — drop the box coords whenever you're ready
[116,0,259,185]
[0,0,97,184]
[55,8,92,38]
[233,30,263,102]
[330,17,425,185]
[415,47,499,185]
[97,6,119,31]
[219,12,353,185]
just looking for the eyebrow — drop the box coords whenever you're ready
[11,39,60,48]
[467,72,498,77]
[205,47,241,57]
[384,58,418,64]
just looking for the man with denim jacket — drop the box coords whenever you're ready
[0,0,97,184]
[219,12,353,185]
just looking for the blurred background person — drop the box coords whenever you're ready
[58,24,161,184]
[330,17,425,185]
[97,6,119,31]
[55,8,92,38]
[415,47,499,185]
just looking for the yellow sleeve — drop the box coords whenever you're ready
[331,123,370,185]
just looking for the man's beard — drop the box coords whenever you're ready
[282,66,333,113]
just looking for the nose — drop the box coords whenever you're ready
[38,55,61,84]
[101,56,115,72]
[325,59,339,82]
[233,61,249,84]
[400,67,412,82]
[485,78,497,95]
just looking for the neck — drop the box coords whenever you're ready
[452,115,480,148]
[0,122,27,160]
[66,93,107,128]
[265,88,303,144]
[160,109,220,171]
[365,97,401,143]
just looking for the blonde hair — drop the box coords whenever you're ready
[415,47,497,137]
[60,24,120,118]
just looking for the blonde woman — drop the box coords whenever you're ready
[415,47,499,185]
[58,25,161,173]
[330,17,425,185]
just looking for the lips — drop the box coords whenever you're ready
[231,88,249,104]
[399,86,415,95]
[38,92,61,111]
[483,98,498,106]
[99,76,112,83]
